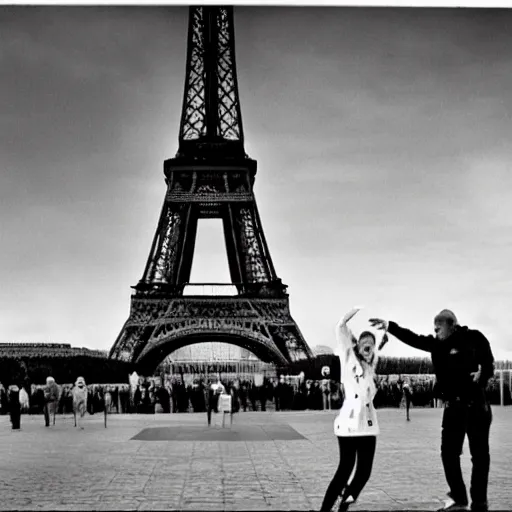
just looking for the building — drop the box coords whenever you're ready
[311,345,335,357]
[159,342,276,382]
[167,343,259,363]
[0,342,107,359]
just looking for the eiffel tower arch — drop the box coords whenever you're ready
[109,6,313,374]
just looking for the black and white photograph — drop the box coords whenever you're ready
[0,2,511,511]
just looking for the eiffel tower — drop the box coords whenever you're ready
[109,6,313,373]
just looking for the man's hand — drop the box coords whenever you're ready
[369,318,389,331]
[378,332,389,351]
[470,364,482,383]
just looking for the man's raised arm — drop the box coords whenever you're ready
[369,318,436,353]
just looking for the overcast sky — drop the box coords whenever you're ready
[1,6,511,362]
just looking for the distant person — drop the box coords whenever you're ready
[7,383,21,431]
[43,377,60,427]
[110,385,119,414]
[207,377,225,426]
[230,380,241,413]
[133,385,142,414]
[19,386,30,414]
[321,307,388,512]
[370,310,494,512]
[402,381,413,421]
[239,381,248,412]
[72,377,88,429]
[0,383,8,415]
[157,383,171,414]
[321,367,332,411]
[119,384,130,414]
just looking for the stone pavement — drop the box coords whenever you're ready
[0,408,511,511]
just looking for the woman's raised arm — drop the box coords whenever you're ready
[335,307,362,367]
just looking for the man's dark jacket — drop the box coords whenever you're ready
[387,322,494,402]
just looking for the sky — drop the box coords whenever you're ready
[1,6,511,362]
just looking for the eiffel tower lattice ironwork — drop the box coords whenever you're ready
[109,6,313,372]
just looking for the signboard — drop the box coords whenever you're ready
[253,373,264,387]
[218,393,232,413]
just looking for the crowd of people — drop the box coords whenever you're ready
[0,370,443,429]
[0,375,339,420]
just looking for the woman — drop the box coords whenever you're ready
[72,376,88,429]
[320,306,388,512]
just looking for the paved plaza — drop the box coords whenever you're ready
[1,408,511,511]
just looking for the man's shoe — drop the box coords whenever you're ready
[437,497,469,511]
[338,495,355,512]
[470,502,488,512]
[321,494,342,512]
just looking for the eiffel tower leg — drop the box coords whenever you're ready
[173,204,199,288]
[139,201,185,290]
[223,203,276,291]
[222,204,246,289]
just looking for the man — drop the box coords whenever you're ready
[7,383,21,431]
[402,380,413,421]
[157,383,171,414]
[43,376,60,427]
[119,384,130,414]
[370,310,494,512]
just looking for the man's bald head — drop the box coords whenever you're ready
[434,309,458,326]
[434,309,458,340]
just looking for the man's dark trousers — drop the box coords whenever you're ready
[441,399,492,507]
[206,391,218,426]
[43,403,50,427]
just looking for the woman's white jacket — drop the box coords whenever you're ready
[334,309,380,437]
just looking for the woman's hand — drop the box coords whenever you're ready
[341,306,364,325]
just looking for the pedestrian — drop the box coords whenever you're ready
[321,306,388,512]
[7,383,21,431]
[19,385,30,414]
[72,376,88,429]
[402,380,413,421]
[43,376,59,427]
[321,367,332,411]
[119,384,130,414]
[0,383,8,416]
[104,385,113,426]
[157,383,171,413]
[207,376,225,426]
[370,309,494,512]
